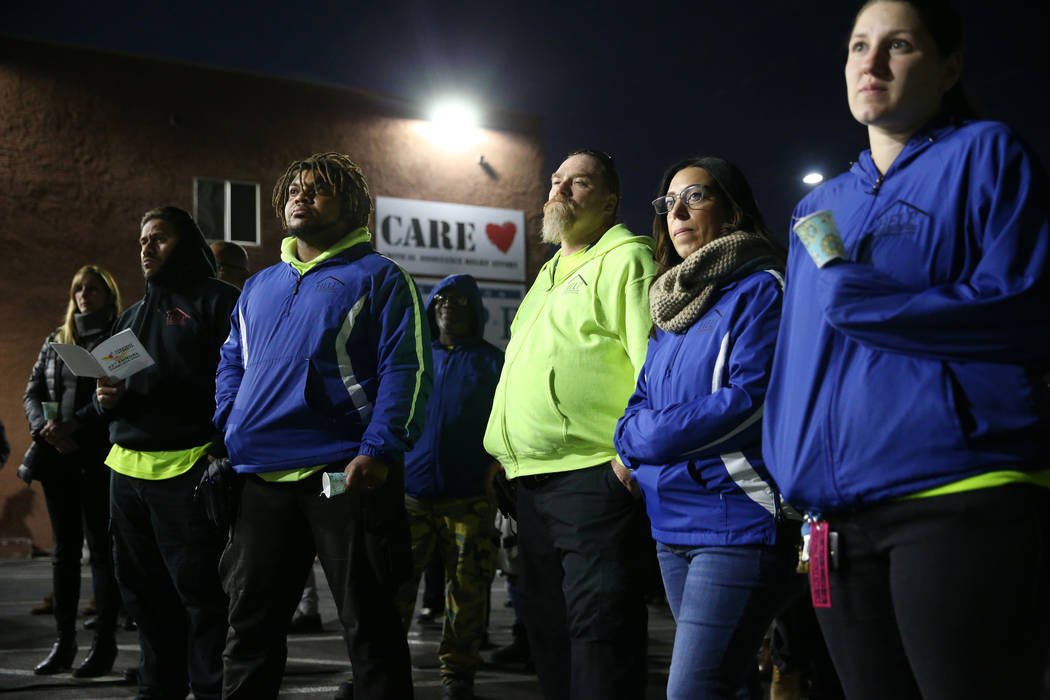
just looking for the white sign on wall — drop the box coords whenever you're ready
[374,196,526,282]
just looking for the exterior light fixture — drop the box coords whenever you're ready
[417,99,482,149]
[802,172,824,185]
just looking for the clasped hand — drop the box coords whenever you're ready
[343,454,389,493]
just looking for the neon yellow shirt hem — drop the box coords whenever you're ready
[900,469,1050,500]
[258,464,328,483]
[106,443,211,480]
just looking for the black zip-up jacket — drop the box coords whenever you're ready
[98,225,239,452]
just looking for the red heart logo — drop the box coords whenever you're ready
[486,221,516,254]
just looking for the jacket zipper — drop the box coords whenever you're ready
[826,162,886,504]
[430,350,450,491]
[283,271,304,317]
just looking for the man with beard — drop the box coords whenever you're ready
[214,152,431,699]
[483,149,658,700]
[96,206,238,700]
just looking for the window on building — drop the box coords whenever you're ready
[194,177,260,245]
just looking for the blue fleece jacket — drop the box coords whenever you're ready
[763,120,1050,511]
[615,268,784,545]
[214,241,432,473]
[404,275,504,499]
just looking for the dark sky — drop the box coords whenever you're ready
[3,0,1048,239]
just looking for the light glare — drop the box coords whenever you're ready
[417,100,482,149]
[803,172,824,185]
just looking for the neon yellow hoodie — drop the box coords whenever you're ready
[483,224,657,478]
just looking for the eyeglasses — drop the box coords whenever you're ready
[433,293,469,307]
[652,184,716,215]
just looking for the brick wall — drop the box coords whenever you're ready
[0,37,546,550]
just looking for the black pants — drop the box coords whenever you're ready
[515,464,649,700]
[110,461,228,700]
[815,484,1050,700]
[41,457,119,640]
[220,467,414,700]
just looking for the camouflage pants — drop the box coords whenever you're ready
[396,494,498,681]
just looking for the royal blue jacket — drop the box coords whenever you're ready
[214,241,432,473]
[764,120,1050,511]
[615,267,784,546]
[405,275,504,499]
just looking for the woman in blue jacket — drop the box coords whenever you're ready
[763,1,1050,698]
[614,157,795,699]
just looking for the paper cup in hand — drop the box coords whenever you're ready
[793,210,846,268]
[322,471,347,498]
[42,401,59,422]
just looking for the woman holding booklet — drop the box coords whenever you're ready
[23,265,123,677]
[763,0,1050,697]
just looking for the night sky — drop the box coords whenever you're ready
[3,0,1048,240]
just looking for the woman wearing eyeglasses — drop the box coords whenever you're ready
[614,157,796,699]
[763,1,1050,697]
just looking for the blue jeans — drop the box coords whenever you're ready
[657,539,794,700]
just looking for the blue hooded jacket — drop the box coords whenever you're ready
[405,275,504,499]
[763,120,1050,511]
[615,268,784,546]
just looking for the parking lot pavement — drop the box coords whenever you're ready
[0,558,675,699]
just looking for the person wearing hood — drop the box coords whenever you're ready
[23,265,123,678]
[95,206,238,700]
[483,149,658,700]
[395,274,503,700]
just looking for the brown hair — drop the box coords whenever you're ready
[57,266,122,344]
[652,156,783,271]
[852,0,978,121]
[271,153,373,232]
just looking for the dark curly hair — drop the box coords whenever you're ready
[271,152,373,232]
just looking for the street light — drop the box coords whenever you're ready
[802,172,824,185]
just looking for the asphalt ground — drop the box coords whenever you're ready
[0,558,675,699]
[7,557,1046,699]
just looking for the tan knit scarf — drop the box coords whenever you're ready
[650,231,779,334]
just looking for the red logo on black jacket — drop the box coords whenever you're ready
[165,308,191,326]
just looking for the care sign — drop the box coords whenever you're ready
[375,196,526,282]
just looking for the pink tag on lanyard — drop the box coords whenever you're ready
[809,521,831,608]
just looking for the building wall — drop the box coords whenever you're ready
[0,38,546,551]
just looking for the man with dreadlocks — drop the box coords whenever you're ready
[214,153,432,699]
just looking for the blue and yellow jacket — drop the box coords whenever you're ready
[214,231,432,473]
[615,268,784,546]
[763,120,1050,511]
[405,275,504,499]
